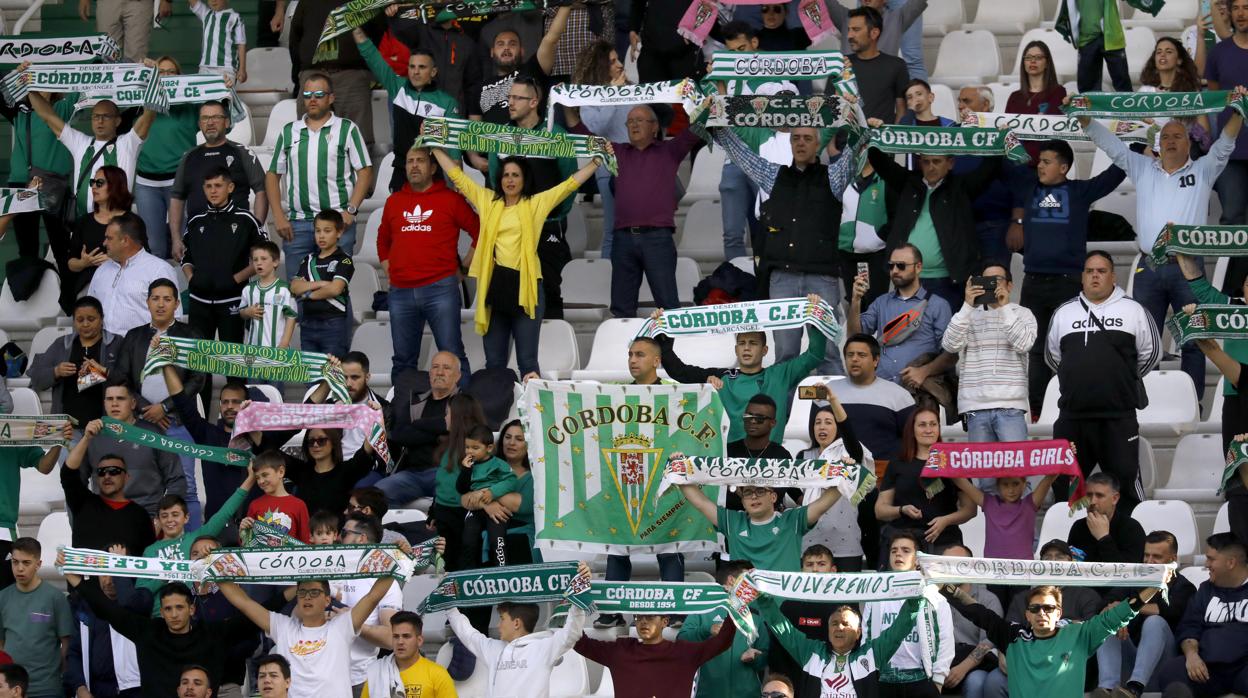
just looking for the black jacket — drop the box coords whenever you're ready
[61,465,156,555]
[1104,573,1197,643]
[182,201,266,301]
[1067,509,1147,564]
[629,0,696,53]
[869,147,1002,284]
[113,321,206,412]
[758,162,843,285]
[290,0,384,73]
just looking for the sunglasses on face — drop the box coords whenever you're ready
[761,5,785,12]
[888,261,915,270]
[89,179,106,188]
[742,414,773,423]
[302,90,329,99]
[308,437,330,447]
[1026,603,1059,614]
[97,466,126,477]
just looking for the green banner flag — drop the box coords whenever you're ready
[418,561,592,613]
[519,380,727,555]
[1063,90,1248,119]
[101,416,252,466]
[1149,223,1248,266]
[869,125,1029,163]
[635,297,842,344]
[418,117,618,175]
[1166,304,1248,344]
[141,336,349,403]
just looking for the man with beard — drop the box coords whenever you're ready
[307,352,393,463]
[469,5,571,124]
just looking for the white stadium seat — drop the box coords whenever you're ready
[1124,27,1159,80]
[436,642,488,697]
[1180,566,1210,587]
[358,152,395,219]
[562,259,612,316]
[19,464,61,517]
[1132,499,1200,562]
[931,83,957,121]
[588,666,616,697]
[1036,503,1087,555]
[1123,0,1196,31]
[923,0,965,36]
[961,511,987,557]
[0,270,61,331]
[237,47,293,95]
[1214,501,1230,535]
[678,201,725,263]
[930,31,1002,87]
[1155,434,1228,503]
[549,652,591,698]
[639,257,700,306]
[36,511,71,578]
[29,326,73,359]
[1092,189,1138,228]
[1034,372,1199,439]
[247,383,284,404]
[965,0,1041,33]
[11,387,41,416]
[680,147,725,204]
[348,264,381,324]
[356,209,383,267]
[1010,29,1079,83]
[351,322,394,385]
[260,99,297,149]
[571,318,648,382]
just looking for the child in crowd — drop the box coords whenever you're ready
[242,451,310,544]
[239,241,297,349]
[188,0,247,83]
[951,474,1057,561]
[308,510,342,546]
[291,209,355,358]
[457,424,518,569]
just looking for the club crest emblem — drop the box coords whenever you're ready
[602,434,663,535]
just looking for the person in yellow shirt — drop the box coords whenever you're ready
[431,146,604,381]
[363,611,457,698]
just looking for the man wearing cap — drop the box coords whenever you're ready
[846,243,954,388]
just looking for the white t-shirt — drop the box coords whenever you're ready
[268,611,359,698]
[330,578,403,686]
[59,127,143,210]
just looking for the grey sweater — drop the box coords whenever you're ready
[828,0,927,58]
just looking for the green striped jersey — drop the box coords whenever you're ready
[191,2,246,71]
[241,277,298,347]
[267,115,371,221]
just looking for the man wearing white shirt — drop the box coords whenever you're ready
[86,213,178,337]
[27,90,155,219]
[1078,86,1247,402]
[333,514,403,694]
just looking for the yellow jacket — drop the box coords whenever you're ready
[447,166,580,335]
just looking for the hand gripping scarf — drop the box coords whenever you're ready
[1149,223,1248,266]
[705,93,845,130]
[229,402,390,465]
[2,64,166,111]
[678,0,838,46]
[869,125,1030,164]
[1167,304,1248,344]
[634,297,842,344]
[0,414,74,447]
[0,34,121,63]
[0,188,43,215]
[922,439,1086,507]
[417,116,619,175]
[141,336,349,402]
[1063,90,1248,119]
[658,454,876,505]
[101,416,252,466]
[735,569,925,603]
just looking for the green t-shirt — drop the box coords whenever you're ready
[0,581,75,697]
[10,97,77,182]
[715,506,810,572]
[1004,602,1135,697]
[1076,0,1105,46]
[719,328,827,442]
[0,446,43,538]
[469,455,518,498]
[434,452,462,508]
[1189,276,1247,395]
[136,104,200,176]
[910,190,947,279]
[138,486,248,612]
[677,607,769,698]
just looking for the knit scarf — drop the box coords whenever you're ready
[736,569,925,602]
[1222,440,1248,494]
[963,111,1154,144]
[0,188,42,215]
[2,64,166,112]
[0,414,74,447]
[1063,90,1248,119]
[634,296,842,343]
[917,553,1174,589]
[1167,304,1248,344]
[312,0,406,63]
[1149,223,1248,266]
[706,93,845,130]
[101,416,252,466]
[545,80,698,130]
[418,561,593,612]
[869,125,1030,163]
[59,544,426,583]
[76,74,243,122]
[0,34,121,63]
[141,336,349,402]
[228,402,390,465]
[706,50,849,82]
[922,439,1087,507]
[658,455,876,505]
[418,117,618,175]
[678,0,838,46]
[587,581,757,640]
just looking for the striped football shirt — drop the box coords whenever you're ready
[191,2,247,71]
[267,114,371,221]
[241,277,298,347]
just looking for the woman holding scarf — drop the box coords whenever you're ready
[133,56,202,261]
[798,387,867,573]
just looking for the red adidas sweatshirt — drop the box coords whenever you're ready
[574,616,736,698]
[377,179,480,288]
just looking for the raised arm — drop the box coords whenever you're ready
[710,127,780,194]
[951,477,985,507]
[27,91,66,138]
[677,482,719,524]
[755,595,827,666]
[537,6,572,76]
[1030,474,1058,509]
[350,576,397,633]
[804,486,842,526]
[218,581,273,632]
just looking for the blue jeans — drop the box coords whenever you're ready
[167,423,202,530]
[135,183,173,260]
[1133,258,1204,401]
[769,270,845,375]
[1097,614,1176,690]
[966,408,1029,442]
[483,286,544,376]
[1214,159,1248,225]
[889,0,926,79]
[719,161,757,260]
[388,276,468,381]
[375,468,437,506]
[963,669,990,698]
[596,166,616,259]
[284,219,359,280]
[300,311,351,358]
[982,667,1008,698]
[606,553,685,582]
[610,227,679,318]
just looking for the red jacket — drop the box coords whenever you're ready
[378,179,480,288]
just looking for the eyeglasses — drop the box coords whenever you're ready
[506,93,535,102]
[199,114,227,122]
[742,414,773,423]
[887,261,915,270]
[308,437,331,447]
[738,488,770,499]
[1026,603,1059,614]
[97,466,126,477]
[302,90,329,99]
[1023,54,1047,63]
[89,178,106,188]
[295,588,325,599]
[340,527,365,538]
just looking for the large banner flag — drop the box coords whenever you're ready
[917,553,1173,589]
[0,414,75,447]
[634,297,842,345]
[142,336,349,403]
[519,380,727,555]
[963,111,1153,144]
[1167,305,1248,344]
[923,439,1086,506]
[2,64,167,111]
[1149,224,1248,266]
[0,34,121,64]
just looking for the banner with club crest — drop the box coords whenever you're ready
[519,380,727,555]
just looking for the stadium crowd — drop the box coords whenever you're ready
[1,0,1248,697]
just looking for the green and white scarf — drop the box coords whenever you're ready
[76,74,243,122]
[243,518,305,548]
[707,50,847,82]
[1149,224,1248,266]
[418,117,618,175]
[418,561,592,613]
[869,125,1030,163]
[1222,441,1248,495]
[963,111,1154,144]
[60,547,199,582]
[2,64,166,111]
[0,414,74,447]
[659,456,875,505]
[141,336,349,403]
[1167,305,1248,344]
[735,569,924,603]
[101,416,252,466]
[0,188,42,215]
[917,553,1173,589]
[0,34,121,64]
[587,580,757,639]
[1064,90,1248,119]
[545,80,698,130]
[706,94,845,130]
[634,297,842,344]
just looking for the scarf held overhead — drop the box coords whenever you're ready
[101,416,252,466]
[587,580,757,640]
[228,402,390,464]
[1063,90,1248,119]
[141,336,349,402]
[519,380,727,555]
[545,80,699,130]
[707,50,848,82]
[635,297,843,344]
[678,0,837,46]
[1222,440,1248,495]
[658,455,876,505]
[870,125,1029,163]
[1149,224,1248,266]
[738,569,925,603]
[1167,305,1248,344]
[923,440,1085,506]
[75,74,244,122]
[2,64,166,111]
[417,561,592,613]
[917,553,1173,589]
[706,94,845,130]
[0,34,121,63]
[963,111,1154,144]
[418,116,618,175]
[0,414,74,447]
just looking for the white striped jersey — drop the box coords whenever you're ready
[190,1,246,71]
[267,115,371,221]
[240,277,298,347]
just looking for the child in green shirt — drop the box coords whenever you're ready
[457,424,518,569]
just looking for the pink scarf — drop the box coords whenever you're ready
[923,439,1086,507]
[678,0,838,46]
[230,402,391,465]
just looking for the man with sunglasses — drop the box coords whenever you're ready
[59,452,155,557]
[725,396,793,510]
[942,568,1173,698]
